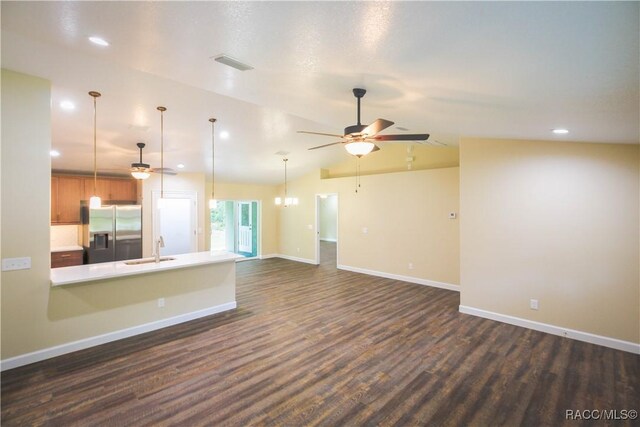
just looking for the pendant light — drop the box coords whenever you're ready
[157,106,167,209]
[88,91,102,208]
[275,158,298,207]
[208,118,217,209]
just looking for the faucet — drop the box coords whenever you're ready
[154,236,165,263]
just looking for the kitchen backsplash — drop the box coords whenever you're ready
[51,224,81,248]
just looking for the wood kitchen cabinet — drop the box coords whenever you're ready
[51,250,84,268]
[51,174,138,225]
[51,176,83,224]
[82,177,137,202]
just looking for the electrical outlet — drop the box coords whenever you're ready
[307,224,313,230]
[408,262,414,270]
[530,299,539,310]
[2,257,31,271]
[158,298,165,308]
[449,212,457,219]
[362,227,368,234]
[296,247,300,253]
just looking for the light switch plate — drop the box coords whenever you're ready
[2,257,31,271]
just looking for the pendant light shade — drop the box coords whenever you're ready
[157,106,167,209]
[345,141,375,157]
[88,91,102,208]
[208,117,217,210]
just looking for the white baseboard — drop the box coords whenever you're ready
[337,264,460,292]
[260,253,278,260]
[459,305,640,355]
[1,301,237,372]
[276,254,318,265]
[320,238,337,242]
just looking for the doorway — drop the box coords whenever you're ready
[152,190,198,256]
[211,200,259,258]
[315,194,338,265]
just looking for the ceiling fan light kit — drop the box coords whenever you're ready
[131,142,151,180]
[88,91,102,209]
[299,88,429,157]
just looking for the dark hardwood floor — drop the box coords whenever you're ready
[2,242,638,426]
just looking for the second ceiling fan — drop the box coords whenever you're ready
[298,88,430,157]
[129,142,176,179]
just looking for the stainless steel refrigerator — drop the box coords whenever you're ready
[81,202,142,264]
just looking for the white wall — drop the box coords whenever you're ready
[460,137,639,344]
[319,195,337,241]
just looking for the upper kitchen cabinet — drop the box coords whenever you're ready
[51,176,84,224]
[82,177,138,202]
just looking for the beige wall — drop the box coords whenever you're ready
[279,166,461,286]
[1,69,52,359]
[460,137,640,343]
[141,172,206,257]
[0,70,235,361]
[205,181,280,256]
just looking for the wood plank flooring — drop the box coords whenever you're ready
[2,242,639,426]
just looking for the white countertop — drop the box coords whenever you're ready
[51,251,242,287]
[51,245,84,253]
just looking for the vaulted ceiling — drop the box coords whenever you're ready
[2,1,638,183]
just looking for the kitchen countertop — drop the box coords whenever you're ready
[51,245,84,253]
[51,251,242,287]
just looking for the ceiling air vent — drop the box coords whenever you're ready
[213,54,254,71]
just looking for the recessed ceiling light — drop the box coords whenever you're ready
[552,128,569,134]
[89,36,109,47]
[219,131,229,139]
[177,163,185,169]
[50,150,61,157]
[59,100,75,111]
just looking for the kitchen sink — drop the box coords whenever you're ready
[124,256,176,265]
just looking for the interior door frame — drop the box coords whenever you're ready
[315,193,339,265]
[152,190,198,254]
[214,199,262,260]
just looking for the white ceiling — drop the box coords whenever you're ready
[2,1,638,184]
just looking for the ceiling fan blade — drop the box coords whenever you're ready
[361,118,394,136]
[369,133,430,141]
[297,131,345,138]
[150,168,177,176]
[371,145,381,152]
[308,142,343,150]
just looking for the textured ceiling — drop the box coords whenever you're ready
[2,1,638,183]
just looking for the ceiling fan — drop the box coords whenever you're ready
[129,142,176,179]
[298,88,430,157]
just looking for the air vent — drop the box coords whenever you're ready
[213,54,254,71]
[274,150,289,156]
[396,126,409,131]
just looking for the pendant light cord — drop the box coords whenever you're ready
[284,158,288,206]
[93,96,97,194]
[88,91,101,195]
[210,118,217,201]
[157,106,167,199]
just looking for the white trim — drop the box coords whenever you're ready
[459,305,640,355]
[337,264,460,292]
[1,301,237,371]
[320,238,337,242]
[277,254,318,265]
[260,253,278,260]
[236,256,258,262]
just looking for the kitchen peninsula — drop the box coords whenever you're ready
[2,251,241,370]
